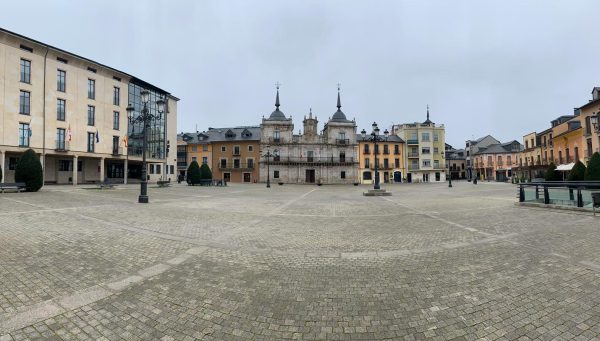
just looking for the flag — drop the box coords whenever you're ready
[123,136,128,147]
[95,129,100,143]
[67,125,72,142]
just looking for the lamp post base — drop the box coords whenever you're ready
[138,195,149,203]
[363,188,392,196]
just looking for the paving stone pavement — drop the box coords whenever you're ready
[1,181,600,340]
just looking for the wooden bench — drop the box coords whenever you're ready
[0,182,26,193]
[157,180,171,187]
[592,192,600,217]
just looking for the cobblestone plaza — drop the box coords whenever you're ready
[1,182,600,340]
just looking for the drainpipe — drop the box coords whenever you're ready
[41,47,49,186]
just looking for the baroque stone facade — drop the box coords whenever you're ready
[259,88,358,184]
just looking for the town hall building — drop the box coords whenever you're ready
[259,87,359,184]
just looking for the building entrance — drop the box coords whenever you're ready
[305,169,315,183]
[394,171,402,183]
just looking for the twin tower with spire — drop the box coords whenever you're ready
[259,85,359,184]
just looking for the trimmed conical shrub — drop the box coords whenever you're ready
[200,163,212,180]
[15,149,43,192]
[544,162,560,181]
[585,152,600,181]
[187,160,202,185]
[567,161,586,181]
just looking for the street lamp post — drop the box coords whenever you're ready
[592,114,599,132]
[126,90,165,204]
[261,145,279,188]
[448,172,453,187]
[361,122,388,190]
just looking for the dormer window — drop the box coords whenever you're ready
[241,128,252,138]
[225,129,236,138]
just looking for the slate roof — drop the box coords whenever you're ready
[355,134,404,143]
[476,141,523,154]
[180,126,261,143]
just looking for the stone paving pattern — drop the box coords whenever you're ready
[1,182,600,340]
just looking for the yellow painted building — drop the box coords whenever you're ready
[357,135,405,184]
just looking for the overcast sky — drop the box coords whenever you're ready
[3,1,600,147]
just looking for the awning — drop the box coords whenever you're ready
[556,163,574,171]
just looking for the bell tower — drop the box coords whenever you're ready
[303,108,318,136]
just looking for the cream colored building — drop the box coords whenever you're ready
[392,108,446,182]
[0,28,178,185]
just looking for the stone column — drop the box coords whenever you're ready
[123,159,128,184]
[99,158,105,182]
[0,151,5,183]
[72,155,78,186]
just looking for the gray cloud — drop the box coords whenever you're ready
[2,0,600,146]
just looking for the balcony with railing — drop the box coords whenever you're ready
[369,163,393,170]
[112,147,123,156]
[408,152,419,158]
[336,139,350,145]
[408,164,420,171]
[268,156,356,166]
[269,137,283,144]
[55,140,69,152]
[363,149,370,155]
[219,162,255,171]
[407,139,419,145]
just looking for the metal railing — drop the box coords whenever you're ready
[268,157,356,165]
[336,139,350,145]
[219,162,255,170]
[518,181,600,208]
[408,152,419,157]
[55,140,69,151]
[369,164,393,170]
[112,147,123,156]
[408,165,419,170]
[406,139,419,144]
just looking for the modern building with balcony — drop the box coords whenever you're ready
[357,135,404,184]
[392,107,446,183]
[259,87,358,184]
[0,27,178,185]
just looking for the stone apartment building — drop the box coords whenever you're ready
[180,127,261,183]
[0,27,178,185]
[392,108,446,183]
[259,88,358,184]
[211,127,260,183]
